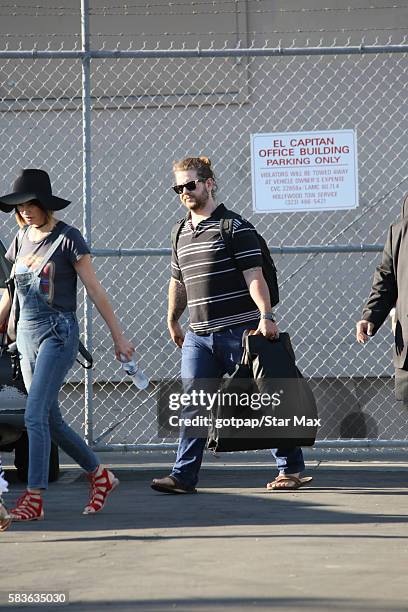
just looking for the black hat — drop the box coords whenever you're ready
[0,169,71,213]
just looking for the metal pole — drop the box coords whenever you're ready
[81,0,94,447]
[0,44,407,60]
[90,439,408,452]
[89,244,385,258]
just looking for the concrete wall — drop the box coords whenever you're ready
[1,2,407,441]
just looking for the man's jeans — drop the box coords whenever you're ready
[171,324,305,488]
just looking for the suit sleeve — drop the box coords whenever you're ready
[361,225,398,334]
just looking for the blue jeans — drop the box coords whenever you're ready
[16,269,99,490]
[171,324,305,488]
[17,314,99,489]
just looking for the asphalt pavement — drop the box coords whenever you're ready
[0,452,407,612]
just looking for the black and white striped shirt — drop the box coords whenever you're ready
[171,203,262,334]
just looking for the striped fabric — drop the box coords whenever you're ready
[171,203,263,334]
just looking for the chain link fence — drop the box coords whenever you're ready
[1,5,408,452]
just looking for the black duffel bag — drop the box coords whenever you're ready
[207,332,318,452]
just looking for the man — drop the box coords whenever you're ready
[151,156,312,494]
[357,195,408,402]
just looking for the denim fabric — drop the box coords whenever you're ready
[171,324,305,488]
[15,269,99,489]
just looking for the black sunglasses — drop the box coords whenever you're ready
[172,179,206,195]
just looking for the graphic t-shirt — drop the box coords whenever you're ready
[5,221,90,312]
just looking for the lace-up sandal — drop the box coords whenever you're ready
[9,491,44,521]
[83,466,119,515]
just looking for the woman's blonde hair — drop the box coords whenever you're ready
[15,199,54,228]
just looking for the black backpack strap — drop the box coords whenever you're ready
[220,218,235,260]
[170,217,186,282]
[220,209,279,307]
[171,218,185,252]
[219,210,243,262]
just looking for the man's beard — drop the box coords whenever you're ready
[184,187,210,211]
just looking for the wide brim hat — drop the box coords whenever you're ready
[0,169,71,213]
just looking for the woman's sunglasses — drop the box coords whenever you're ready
[172,179,206,195]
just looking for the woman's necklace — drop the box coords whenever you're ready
[30,221,56,241]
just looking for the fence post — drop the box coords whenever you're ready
[81,0,94,446]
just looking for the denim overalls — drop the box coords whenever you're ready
[14,229,98,489]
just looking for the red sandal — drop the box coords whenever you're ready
[83,466,119,515]
[10,491,44,521]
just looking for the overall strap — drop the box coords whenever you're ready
[10,226,30,279]
[35,226,73,277]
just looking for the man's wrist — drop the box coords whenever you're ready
[260,311,276,322]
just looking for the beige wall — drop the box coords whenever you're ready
[1,1,407,103]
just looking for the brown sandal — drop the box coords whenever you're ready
[266,475,313,491]
[151,475,197,494]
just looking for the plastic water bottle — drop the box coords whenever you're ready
[120,355,149,390]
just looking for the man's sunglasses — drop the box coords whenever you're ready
[172,179,206,195]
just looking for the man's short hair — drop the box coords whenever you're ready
[173,156,218,196]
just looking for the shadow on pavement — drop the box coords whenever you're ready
[4,467,408,536]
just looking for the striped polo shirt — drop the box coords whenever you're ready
[171,203,263,334]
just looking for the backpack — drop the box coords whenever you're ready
[170,208,279,307]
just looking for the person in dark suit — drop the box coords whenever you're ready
[357,195,408,401]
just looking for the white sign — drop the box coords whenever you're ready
[251,129,358,213]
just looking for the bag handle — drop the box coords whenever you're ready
[76,340,93,369]
[240,329,257,366]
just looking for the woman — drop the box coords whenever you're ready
[0,169,134,521]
